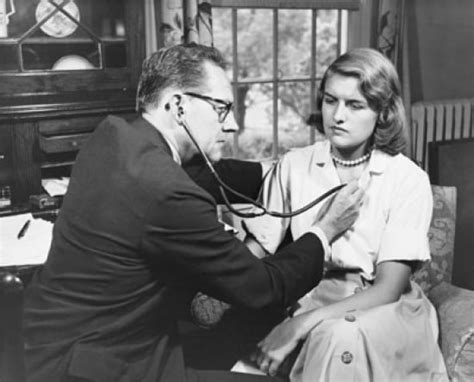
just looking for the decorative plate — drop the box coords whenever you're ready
[35,0,80,38]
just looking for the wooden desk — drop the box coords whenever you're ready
[0,209,55,382]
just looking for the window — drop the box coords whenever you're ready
[212,0,359,160]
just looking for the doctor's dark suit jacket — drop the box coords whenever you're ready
[23,116,325,382]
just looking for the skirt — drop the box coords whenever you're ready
[289,272,449,382]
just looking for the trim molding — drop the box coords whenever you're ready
[211,0,360,10]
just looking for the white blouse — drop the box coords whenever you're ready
[244,140,433,280]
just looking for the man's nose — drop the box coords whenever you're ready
[333,102,346,123]
[221,112,239,133]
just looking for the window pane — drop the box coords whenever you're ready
[6,0,36,39]
[212,8,233,78]
[104,43,127,68]
[83,0,127,38]
[236,83,274,160]
[22,41,98,70]
[315,10,339,78]
[278,82,312,154]
[278,10,312,78]
[237,9,273,80]
[213,5,343,160]
[0,45,17,71]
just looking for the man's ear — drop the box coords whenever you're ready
[167,93,186,125]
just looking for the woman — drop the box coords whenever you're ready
[244,48,448,381]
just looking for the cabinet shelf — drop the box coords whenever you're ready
[0,0,145,206]
[41,161,75,169]
[0,37,128,45]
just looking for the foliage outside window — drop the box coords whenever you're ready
[212,1,353,160]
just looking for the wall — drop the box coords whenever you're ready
[408,0,474,102]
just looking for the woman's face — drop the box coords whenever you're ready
[322,73,378,159]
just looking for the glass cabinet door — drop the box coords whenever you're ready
[0,0,128,72]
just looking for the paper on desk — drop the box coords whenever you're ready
[231,359,266,375]
[42,177,70,196]
[0,213,53,266]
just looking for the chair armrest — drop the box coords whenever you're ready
[429,281,474,381]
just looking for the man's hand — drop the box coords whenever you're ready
[250,315,304,377]
[315,181,364,243]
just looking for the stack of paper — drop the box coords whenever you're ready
[41,177,70,197]
[231,359,266,375]
[0,213,53,266]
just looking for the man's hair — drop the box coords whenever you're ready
[317,48,407,155]
[136,43,227,113]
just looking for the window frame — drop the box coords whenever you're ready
[212,1,357,160]
[211,0,360,10]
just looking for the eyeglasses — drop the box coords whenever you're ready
[184,92,233,123]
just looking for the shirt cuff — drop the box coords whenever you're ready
[307,226,331,262]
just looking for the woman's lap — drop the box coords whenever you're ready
[289,276,448,381]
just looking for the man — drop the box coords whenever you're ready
[24,43,364,382]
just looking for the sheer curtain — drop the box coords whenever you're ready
[144,0,213,55]
[375,0,411,155]
[156,0,213,48]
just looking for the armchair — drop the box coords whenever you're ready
[412,185,474,381]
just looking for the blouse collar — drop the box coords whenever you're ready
[314,139,388,175]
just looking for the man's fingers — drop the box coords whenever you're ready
[352,188,365,204]
[268,357,283,377]
[249,351,257,363]
[340,180,359,194]
[259,358,270,373]
[256,352,265,367]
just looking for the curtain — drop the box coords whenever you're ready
[156,0,213,48]
[145,0,158,56]
[375,0,411,156]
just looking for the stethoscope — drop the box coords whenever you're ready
[177,116,345,218]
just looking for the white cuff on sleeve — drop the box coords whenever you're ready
[307,226,331,263]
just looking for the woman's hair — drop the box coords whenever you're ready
[317,48,407,155]
[136,43,227,113]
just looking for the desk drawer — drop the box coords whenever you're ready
[38,116,103,135]
[39,133,91,153]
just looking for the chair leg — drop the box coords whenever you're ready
[0,272,26,382]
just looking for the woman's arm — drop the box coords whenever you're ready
[297,260,411,324]
[253,260,411,376]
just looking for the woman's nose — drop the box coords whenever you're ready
[333,102,346,123]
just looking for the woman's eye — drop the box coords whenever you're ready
[349,102,364,110]
[323,97,336,105]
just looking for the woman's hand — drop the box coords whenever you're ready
[250,313,318,377]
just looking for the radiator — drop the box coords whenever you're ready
[411,99,474,169]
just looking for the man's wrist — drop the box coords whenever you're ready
[307,226,332,262]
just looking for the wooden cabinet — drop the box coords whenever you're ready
[0,0,145,207]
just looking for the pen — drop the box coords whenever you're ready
[17,219,31,239]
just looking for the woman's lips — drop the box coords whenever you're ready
[330,125,348,134]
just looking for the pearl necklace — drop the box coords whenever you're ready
[331,151,371,167]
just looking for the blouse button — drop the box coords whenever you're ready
[345,314,356,322]
[353,286,363,294]
[341,351,353,364]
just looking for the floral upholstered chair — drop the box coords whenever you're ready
[412,185,474,381]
